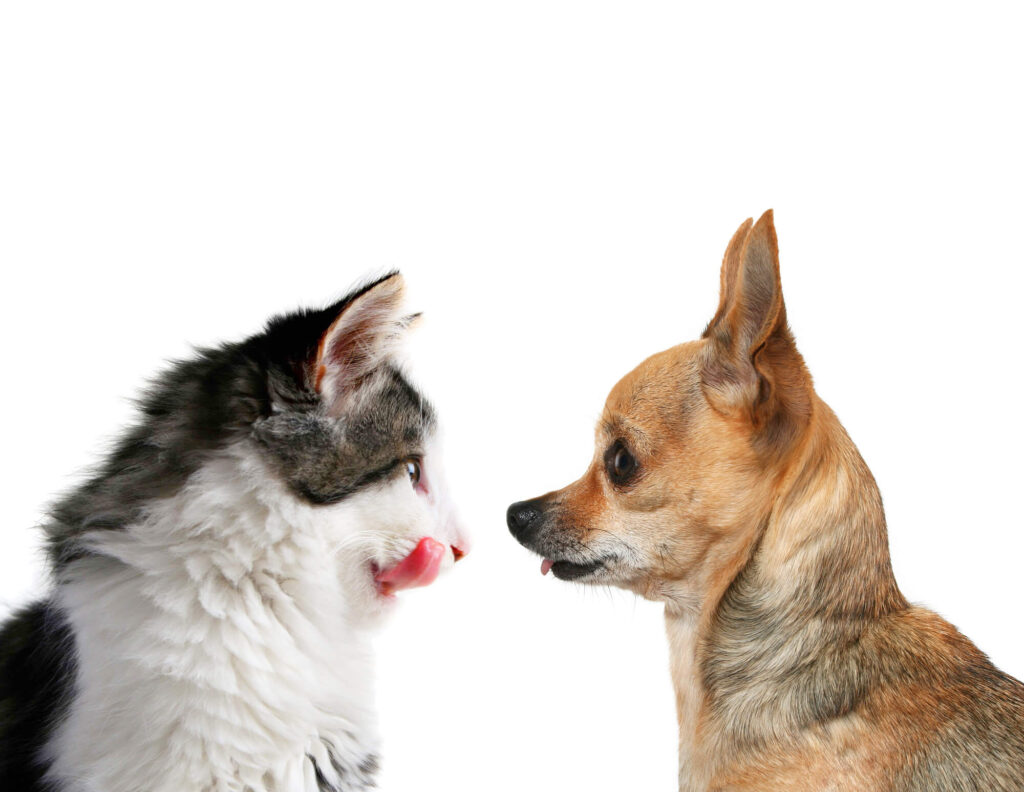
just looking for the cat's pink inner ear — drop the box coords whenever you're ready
[315,273,406,399]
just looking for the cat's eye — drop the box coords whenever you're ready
[405,458,421,487]
[604,440,638,486]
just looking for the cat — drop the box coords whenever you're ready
[0,272,467,792]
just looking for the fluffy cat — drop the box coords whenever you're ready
[0,272,467,792]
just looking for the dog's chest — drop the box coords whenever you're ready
[666,614,714,792]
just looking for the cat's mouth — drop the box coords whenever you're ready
[372,537,464,598]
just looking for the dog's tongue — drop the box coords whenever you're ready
[375,537,446,595]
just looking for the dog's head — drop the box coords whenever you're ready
[508,211,813,607]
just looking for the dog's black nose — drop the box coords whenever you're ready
[507,500,542,540]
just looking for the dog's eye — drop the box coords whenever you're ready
[605,441,637,485]
[613,447,635,478]
[404,458,421,486]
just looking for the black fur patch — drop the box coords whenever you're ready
[0,600,76,791]
[310,749,380,791]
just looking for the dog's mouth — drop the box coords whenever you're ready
[372,537,465,598]
[540,556,607,581]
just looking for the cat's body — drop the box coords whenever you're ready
[0,273,465,792]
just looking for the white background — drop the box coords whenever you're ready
[2,3,1023,790]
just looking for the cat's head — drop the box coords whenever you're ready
[50,272,465,615]
[247,272,468,609]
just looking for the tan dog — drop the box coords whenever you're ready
[507,211,1024,791]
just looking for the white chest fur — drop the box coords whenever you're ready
[46,448,383,792]
[666,611,710,792]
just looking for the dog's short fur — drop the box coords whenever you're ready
[0,273,467,792]
[508,212,1024,791]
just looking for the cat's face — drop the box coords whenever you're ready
[249,273,467,613]
[45,272,464,628]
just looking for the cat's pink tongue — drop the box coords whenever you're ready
[375,537,446,596]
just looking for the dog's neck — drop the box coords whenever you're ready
[665,398,906,790]
[46,449,381,792]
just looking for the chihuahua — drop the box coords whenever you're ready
[508,212,1024,791]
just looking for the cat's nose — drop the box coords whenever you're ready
[507,500,542,540]
[446,515,471,562]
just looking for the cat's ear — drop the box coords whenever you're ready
[314,272,410,408]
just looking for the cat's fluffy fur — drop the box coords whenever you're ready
[0,272,465,792]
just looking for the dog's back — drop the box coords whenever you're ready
[884,613,1024,790]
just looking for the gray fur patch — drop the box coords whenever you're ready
[253,365,435,504]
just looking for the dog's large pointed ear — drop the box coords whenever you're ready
[315,272,410,409]
[705,217,754,334]
[702,211,809,431]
